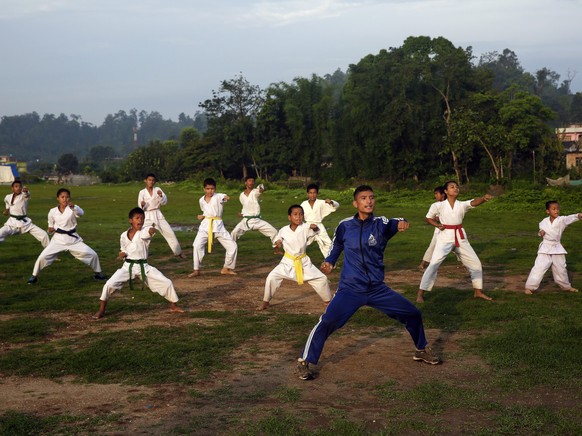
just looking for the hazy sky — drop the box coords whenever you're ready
[1,0,580,126]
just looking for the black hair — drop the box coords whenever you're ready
[306,183,319,193]
[545,200,559,210]
[443,180,458,190]
[56,188,71,197]
[288,204,304,215]
[203,178,216,187]
[244,175,255,182]
[145,173,156,180]
[11,180,22,187]
[434,186,446,196]
[129,207,145,219]
[353,185,374,199]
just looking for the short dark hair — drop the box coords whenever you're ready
[443,180,458,190]
[56,188,70,197]
[306,183,319,193]
[545,200,559,210]
[288,204,304,215]
[434,186,446,196]
[353,185,374,199]
[145,173,156,180]
[244,175,255,182]
[11,180,22,187]
[129,207,145,219]
[203,178,216,187]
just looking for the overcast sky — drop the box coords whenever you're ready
[1,0,580,126]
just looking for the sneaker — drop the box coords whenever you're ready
[297,359,314,380]
[27,275,38,284]
[94,272,108,280]
[413,347,441,365]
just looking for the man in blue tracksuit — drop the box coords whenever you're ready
[297,185,441,380]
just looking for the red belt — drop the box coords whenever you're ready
[442,224,464,247]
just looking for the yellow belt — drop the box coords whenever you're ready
[284,252,307,285]
[206,216,221,253]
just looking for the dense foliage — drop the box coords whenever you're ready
[2,36,581,184]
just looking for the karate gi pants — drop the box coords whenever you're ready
[306,223,333,258]
[32,239,102,276]
[231,218,278,245]
[145,211,182,256]
[525,253,572,291]
[420,240,482,291]
[192,231,237,270]
[0,222,49,247]
[264,263,331,303]
[100,264,179,302]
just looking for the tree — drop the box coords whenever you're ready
[571,93,582,123]
[57,153,79,174]
[198,74,265,178]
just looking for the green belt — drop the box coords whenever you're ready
[243,215,261,225]
[126,259,147,290]
[10,214,27,221]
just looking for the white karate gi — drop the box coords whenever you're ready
[525,214,579,291]
[230,184,277,245]
[138,187,182,256]
[192,193,237,270]
[300,198,339,258]
[100,226,179,302]
[264,223,331,303]
[422,228,440,264]
[32,204,102,276]
[0,191,49,247]
[420,199,483,291]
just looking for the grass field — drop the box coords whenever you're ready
[1,181,581,435]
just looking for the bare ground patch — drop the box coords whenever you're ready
[1,263,580,434]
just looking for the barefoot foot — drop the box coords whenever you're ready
[474,289,493,301]
[524,289,534,295]
[169,303,185,313]
[188,270,200,278]
[416,289,425,303]
[220,268,237,275]
[257,301,269,311]
[92,311,105,320]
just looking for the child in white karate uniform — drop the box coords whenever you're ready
[138,173,184,258]
[94,207,184,319]
[418,186,446,270]
[231,176,278,250]
[524,200,582,294]
[189,178,238,277]
[300,183,339,258]
[1,180,49,248]
[28,188,106,284]
[260,204,332,310]
[417,181,493,303]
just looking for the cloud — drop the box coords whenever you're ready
[241,0,366,26]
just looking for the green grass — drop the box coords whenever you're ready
[0,411,123,435]
[2,181,582,434]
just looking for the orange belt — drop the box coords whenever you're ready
[442,224,464,247]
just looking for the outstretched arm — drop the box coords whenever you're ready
[470,194,493,207]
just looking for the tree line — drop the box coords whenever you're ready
[2,36,581,185]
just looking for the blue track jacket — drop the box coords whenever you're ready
[325,213,406,293]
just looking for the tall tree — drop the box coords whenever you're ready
[198,74,265,178]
